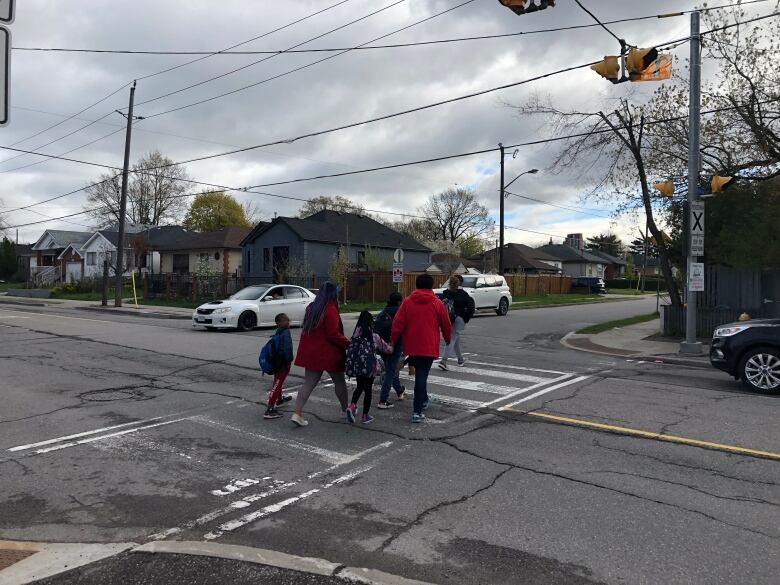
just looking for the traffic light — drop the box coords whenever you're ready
[654,180,675,197]
[498,0,555,15]
[626,47,659,74]
[591,56,620,81]
[711,175,735,193]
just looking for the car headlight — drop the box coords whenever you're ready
[713,325,749,337]
[212,307,232,314]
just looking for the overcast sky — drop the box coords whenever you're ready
[0,0,772,246]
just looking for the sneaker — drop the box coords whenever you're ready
[457,360,466,367]
[438,361,449,371]
[277,395,293,405]
[395,387,406,400]
[347,403,357,424]
[412,413,427,424]
[362,414,375,424]
[377,401,394,409]
[422,400,430,411]
[291,413,308,427]
[263,408,282,420]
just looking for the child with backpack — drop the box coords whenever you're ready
[345,311,393,424]
[374,292,406,409]
[260,313,294,420]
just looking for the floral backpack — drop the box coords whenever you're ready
[345,332,377,378]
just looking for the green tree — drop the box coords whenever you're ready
[183,192,252,232]
[586,233,624,256]
[298,195,365,218]
[457,234,487,258]
[0,237,17,279]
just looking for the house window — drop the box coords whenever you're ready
[246,249,251,273]
[263,248,271,272]
[87,252,97,266]
[357,251,366,266]
[173,254,189,274]
[272,247,290,279]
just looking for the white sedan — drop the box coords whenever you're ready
[192,284,315,331]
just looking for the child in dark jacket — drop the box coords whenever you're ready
[347,311,393,425]
[265,313,294,420]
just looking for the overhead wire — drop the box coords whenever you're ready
[505,191,612,218]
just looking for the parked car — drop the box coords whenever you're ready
[710,318,780,393]
[571,277,607,294]
[434,274,513,316]
[192,284,315,332]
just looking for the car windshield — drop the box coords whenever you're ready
[461,277,478,288]
[230,285,271,301]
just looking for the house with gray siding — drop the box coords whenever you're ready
[241,210,431,282]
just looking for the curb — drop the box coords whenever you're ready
[134,541,437,585]
[561,332,711,369]
[76,306,192,320]
[0,298,53,307]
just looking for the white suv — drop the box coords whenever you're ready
[435,275,513,316]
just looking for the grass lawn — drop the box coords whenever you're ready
[338,301,387,314]
[0,281,25,293]
[576,312,660,334]
[607,288,656,296]
[512,293,607,307]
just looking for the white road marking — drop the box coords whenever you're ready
[34,417,193,454]
[148,441,396,541]
[464,360,569,375]
[204,464,376,540]
[445,365,551,384]
[0,315,29,319]
[481,374,573,408]
[498,375,591,410]
[400,373,528,396]
[0,309,122,325]
[7,415,182,452]
[211,478,262,497]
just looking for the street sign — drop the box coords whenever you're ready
[690,234,705,257]
[0,25,8,127]
[393,248,404,263]
[0,0,14,23]
[392,263,403,284]
[690,202,705,235]
[689,262,705,292]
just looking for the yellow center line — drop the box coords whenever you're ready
[523,411,780,460]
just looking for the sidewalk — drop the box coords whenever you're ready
[0,540,434,585]
[561,318,711,368]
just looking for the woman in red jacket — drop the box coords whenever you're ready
[292,282,351,427]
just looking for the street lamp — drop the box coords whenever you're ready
[499,142,539,275]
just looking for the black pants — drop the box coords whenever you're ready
[351,376,374,415]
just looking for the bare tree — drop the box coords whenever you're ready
[84,151,190,227]
[419,187,495,243]
[514,96,682,305]
[0,198,9,236]
[298,195,365,218]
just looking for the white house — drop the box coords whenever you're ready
[79,231,135,279]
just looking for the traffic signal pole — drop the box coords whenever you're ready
[115,82,136,307]
[680,11,703,354]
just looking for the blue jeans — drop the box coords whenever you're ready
[379,345,403,402]
[408,356,434,415]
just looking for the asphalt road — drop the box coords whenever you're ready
[0,298,777,585]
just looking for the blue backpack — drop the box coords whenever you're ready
[345,334,377,378]
[259,333,283,375]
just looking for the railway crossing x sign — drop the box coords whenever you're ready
[689,201,705,257]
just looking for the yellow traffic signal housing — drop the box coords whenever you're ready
[591,56,620,81]
[498,0,555,14]
[655,180,675,197]
[626,47,659,73]
[711,175,735,193]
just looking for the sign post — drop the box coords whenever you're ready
[0,0,14,127]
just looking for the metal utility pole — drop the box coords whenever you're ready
[114,81,136,307]
[498,143,506,275]
[681,11,703,354]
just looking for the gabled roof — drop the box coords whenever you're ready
[154,226,252,251]
[243,211,430,252]
[32,230,92,251]
[472,244,560,272]
[56,243,84,260]
[587,248,627,265]
[536,244,608,264]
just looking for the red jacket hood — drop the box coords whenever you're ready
[407,289,438,305]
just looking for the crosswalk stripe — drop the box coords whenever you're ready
[400,373,520,396]
[442,365,549,383]
[464,360,568,376]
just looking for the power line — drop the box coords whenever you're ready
[573,0,622,43]
[0,0,355,167]
[139,0,476,119]
[505,191,612,218]
[13,0,771,56]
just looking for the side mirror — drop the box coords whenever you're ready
[263,296,274,301]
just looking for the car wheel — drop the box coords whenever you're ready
[496,297,509,316]
[237,311,257,332]
[739,347,780,394]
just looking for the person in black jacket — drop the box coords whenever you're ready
[439,275,474,371]
[375,292,406,409]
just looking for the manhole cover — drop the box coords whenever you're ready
[80,388,152,402]
[0,548,37,570]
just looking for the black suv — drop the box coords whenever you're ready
[710,319,780,394]
[571,277,607,294]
